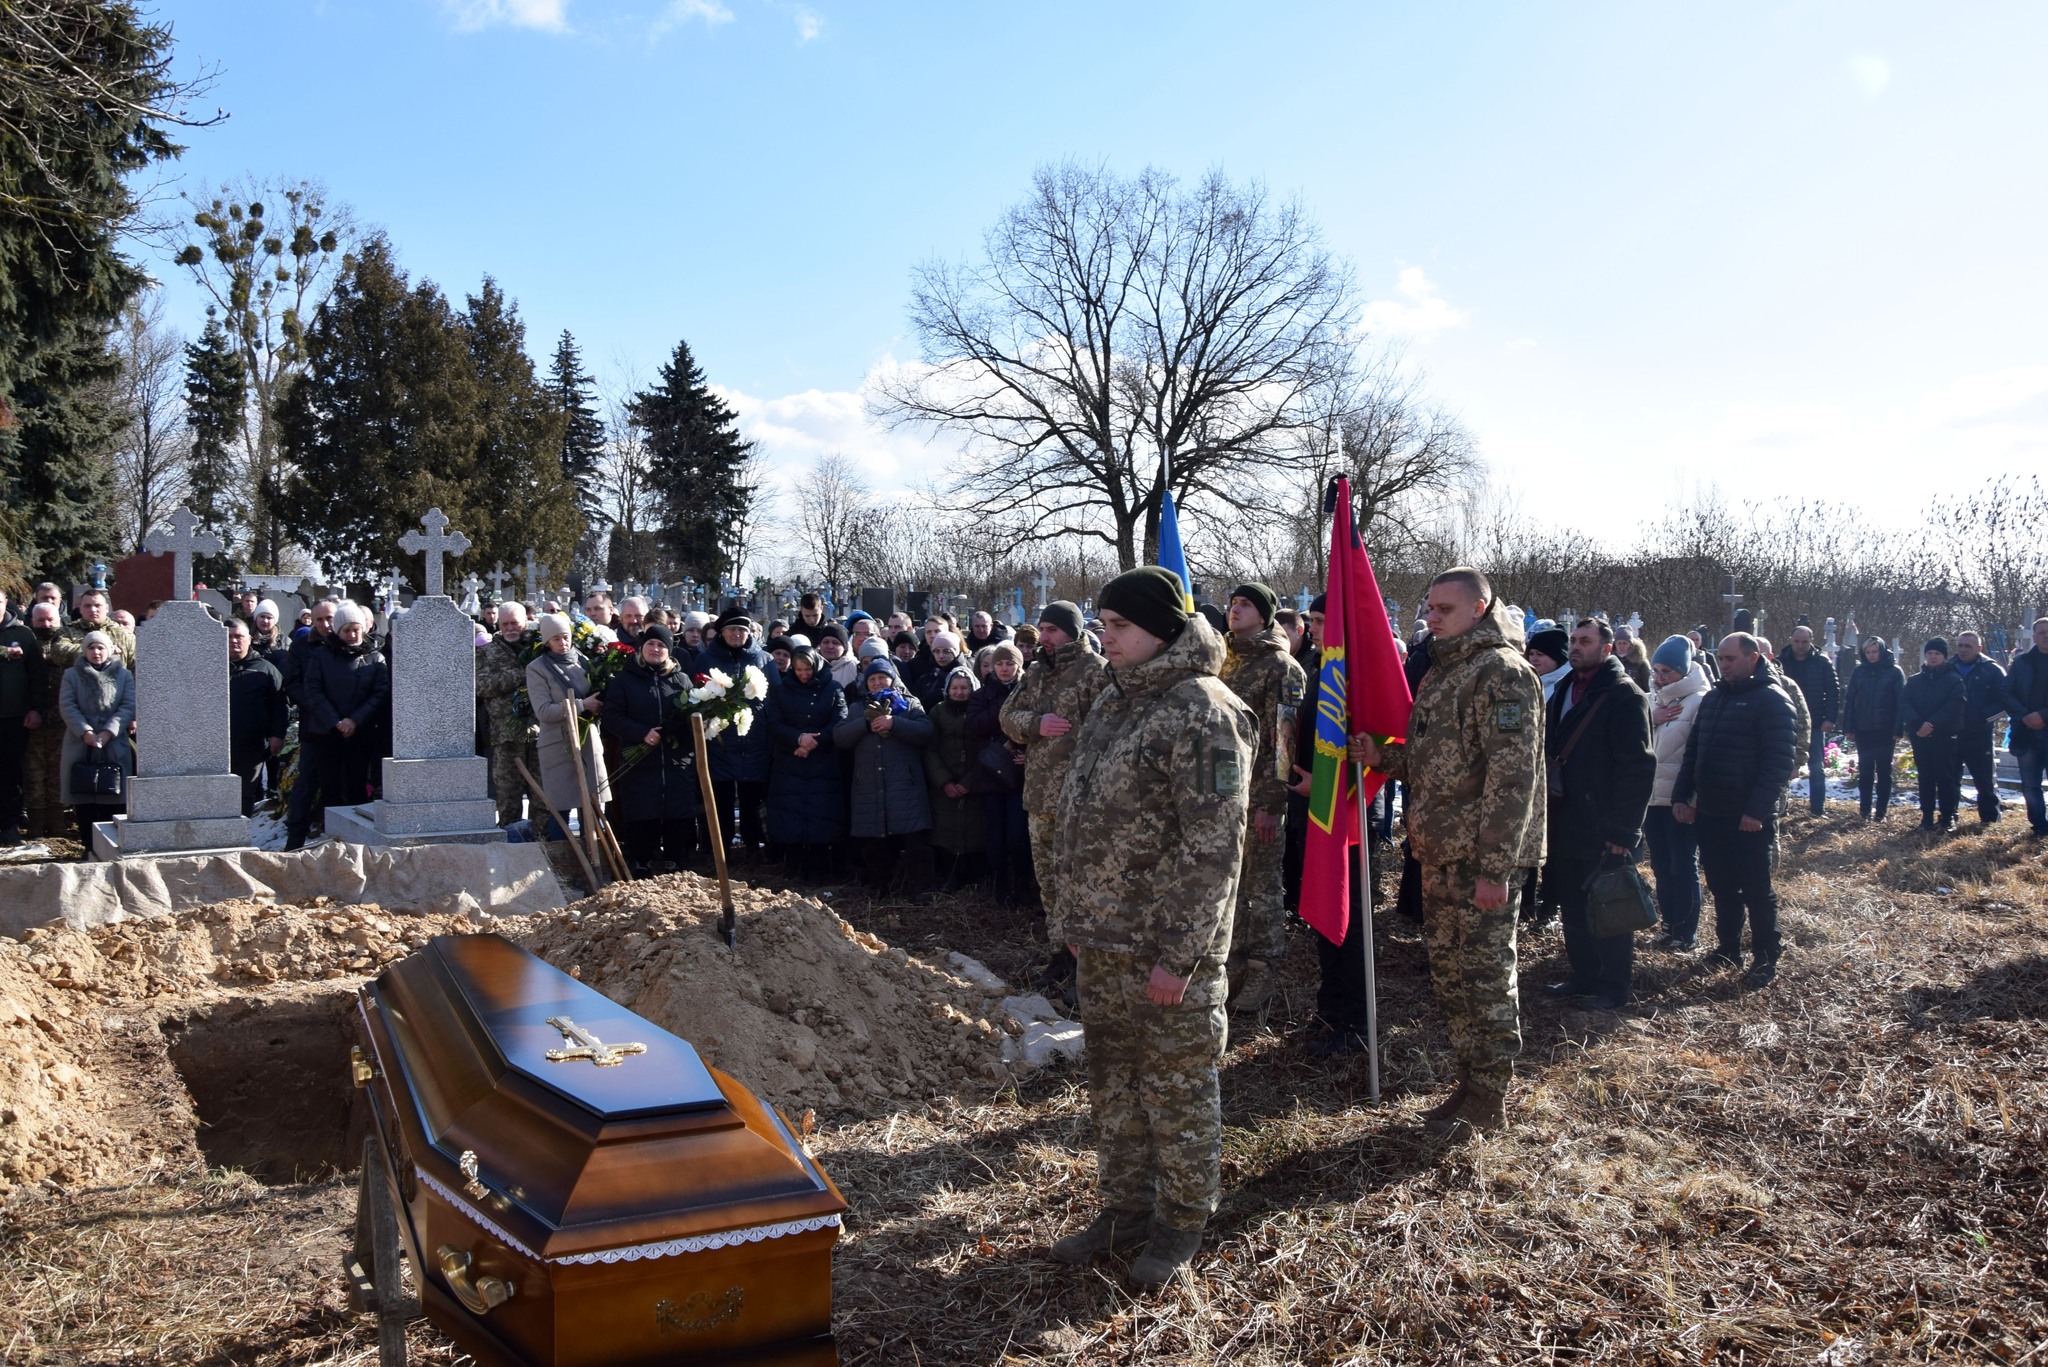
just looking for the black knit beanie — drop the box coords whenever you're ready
[1098,567,1191,643]
[1923,636,1950,659]
[1230,582,1278,625]
[1038,600,1084,640]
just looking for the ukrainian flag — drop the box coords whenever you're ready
[1155,485,1196,612]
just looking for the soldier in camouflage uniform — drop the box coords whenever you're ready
[1216,583,1305,1017]
[21,603,66,837]
[1356,568,1545,1139]
[1048,568,1257,1291]
[48,590,136,672]
[477,600,539,825]
[1000,599,1109,942]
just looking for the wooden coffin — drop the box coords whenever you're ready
[352,932,846,1366]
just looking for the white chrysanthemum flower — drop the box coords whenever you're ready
[735,709,753,736]
[704,716,728,741]
[742,666,770,701]
[688,684,716,704]
[707,668,734,693]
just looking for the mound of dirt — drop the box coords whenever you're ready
[521,874,1013,1116]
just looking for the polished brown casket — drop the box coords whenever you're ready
[351,932,846,1366]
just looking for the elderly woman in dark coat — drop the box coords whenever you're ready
[834,657,935,896]
[601,625,701,873]
[967,640,1031,904]
[695,610,776,862]
[924,664,988,888]
[58,630,136,848]
[767,643,848,880]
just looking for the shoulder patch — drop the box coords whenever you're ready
[1494,702,1525,733]
[1213,747,1242,797]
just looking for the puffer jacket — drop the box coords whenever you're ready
[299,636,389,737]
[600,655,702,822]
[765,663,847,846]
[1779,644,1840,727]
[2005,646,2048,753]
[1952,655,2009,730]
[1054,615,1257,973]
[1842,647,1906,735]
[227,652,289,752]
[1374,599,1547,883]
[834,662,934,837]
[1900,660,1965,739]
[696,635,777,783]
[1671,669,1798,820]
[1000,633,1110,813]
[1649,660,1710,807]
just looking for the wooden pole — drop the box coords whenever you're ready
[559,711,606,877]
[516,756,602,891]
[689,713,737,948]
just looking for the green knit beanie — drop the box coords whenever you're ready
[1098,567,1191,643]
[1230,582,1278,625]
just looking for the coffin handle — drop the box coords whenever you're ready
[436,1244,515,1316]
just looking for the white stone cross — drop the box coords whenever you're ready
[143,506,222,603]
[523,549,547,605]
[1627,611,1644,634]
[381,567,409,610]
[1031,568,1056,608]
[590,578,612,596]
[397,508,471,598]
[488,563,511,600]
[459,572,483,614]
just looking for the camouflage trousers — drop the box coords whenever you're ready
[1077,947,1228,1230]
[1419,861,1526,1095]
[491,741,538,826]
[22,724,65,837]
[1228,814,1286,966]
[1028,809,1060,925]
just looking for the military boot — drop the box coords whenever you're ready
[1128,1222,1205,1290]
[1229,959,1276,1017]
[1049,1208,1152,1265]
[1441,1083,1507,1140]
[1419,1080,1468,1134]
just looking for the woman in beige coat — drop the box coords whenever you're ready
[525,614,607,840]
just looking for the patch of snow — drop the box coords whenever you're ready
[946,952,1009,994]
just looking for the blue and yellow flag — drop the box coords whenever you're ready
[1155,485,1196,612]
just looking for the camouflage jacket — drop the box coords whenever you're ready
[476,633,537,744]
[49,619,137,672]
[1054,616,1258,976]
[1000,633,1111,814]
[1218,624,1305,815]
[1376,599,1546,882]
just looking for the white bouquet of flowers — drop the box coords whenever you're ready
[688,664,768,741]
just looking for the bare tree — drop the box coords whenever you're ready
[787,453,885,587]
[107,290,187,551]
[595,383,660,583]
[873,162,1353,569]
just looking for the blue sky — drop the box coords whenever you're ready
[149,1,2048,534]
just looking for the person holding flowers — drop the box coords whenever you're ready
[600,625,702,873]
[526,613,608,843]
[697,610,777,864]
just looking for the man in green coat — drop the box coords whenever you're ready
[1048,568,1257,1291]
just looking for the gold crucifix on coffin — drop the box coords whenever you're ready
[542,1016,647,1067]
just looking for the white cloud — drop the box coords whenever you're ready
[652,0,733,35]
[714,355,967,499]
[1361,266,1471,341]
[794,7,822,41]
[442,0,568,32]
[1847,54,1891,98]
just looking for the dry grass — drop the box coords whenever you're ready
[3,817,2044,1364]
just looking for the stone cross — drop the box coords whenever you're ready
[1295,587,1314,615]
[1562,609,1579,633]
[459,573,483,614]
[1627,611,1644,634]
[397,507,470,598]
[590,577,612,596]
[381,567,408,612]
[522,550,547,605]
[487,563,511,600]
[1823,617,1840,659]
[1721,575,1744,631]
[142,507,221,603]
[1032,568,1056,609]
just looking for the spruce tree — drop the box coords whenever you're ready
[629,339,756,587]
[547,331,606,524]
[461,280,577,579]
[183,311,247,585]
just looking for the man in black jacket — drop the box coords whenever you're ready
[226,619,288,817]
[1900,638,1966,831]
[1950,631,2008,825]
[1673,632,1797,986]
[1780,625,1840,817]
[0,589,48,845]
[2003,618,2048,836]
[1541,619,1655,1010]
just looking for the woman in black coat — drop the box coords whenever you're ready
[834,658,935,896]
[1842,636,1906,821]
[600,626,702,873]
[1900,638,1966,830]
[966,643,1031,903]
[767,645,848,879]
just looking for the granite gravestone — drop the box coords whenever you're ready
[323,509,504,847]
[94,508,252,858]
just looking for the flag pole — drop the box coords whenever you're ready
[1354,761,1380,1101]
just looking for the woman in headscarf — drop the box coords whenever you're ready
[766,640,848,880]
[924,664,988,889]
[58,630,136,851]
[526,612,608,845]
[600,625,701,874]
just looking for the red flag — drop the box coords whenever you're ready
[1299,477,1413,945]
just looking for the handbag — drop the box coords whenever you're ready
[978,739,1024,791]
[71,757,124,798]
[1584,858,1658,937]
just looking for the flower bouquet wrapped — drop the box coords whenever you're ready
[613,664,771,778]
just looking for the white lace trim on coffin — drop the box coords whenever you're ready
[418,1168,841,1265]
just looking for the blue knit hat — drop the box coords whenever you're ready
[1652,634,1694,675]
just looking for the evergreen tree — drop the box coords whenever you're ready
[547,330,606,525]
[0,1,182,584]
[460,280,577,579]
[629,339,756,587]
[183,311,247,585]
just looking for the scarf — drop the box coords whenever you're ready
[72,656,124,720]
